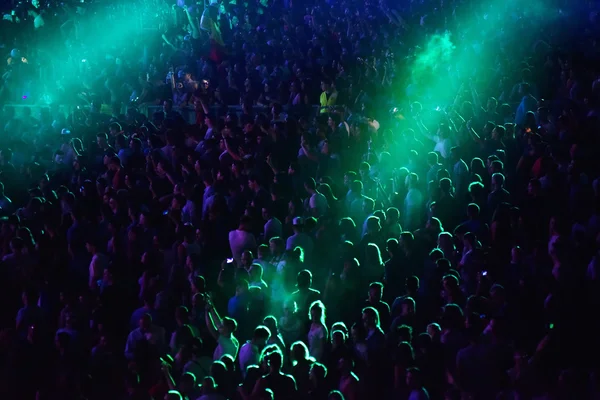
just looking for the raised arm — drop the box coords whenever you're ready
[205,306,219,339]
[205,298,223,340]
[200,7,213,31]
[184,7,200,39]
[161,34,178,52]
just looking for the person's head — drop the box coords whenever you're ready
[426,217,443,233]
[139,313,152,332]
[261,206,273,221]
[253,325,271,348]
[519,82,531,96]
[491,172,505,190]
[406,173,419,189]
[22,288,39,306]
[164,390,183,400]
[439,177,452,195]
[109,122,122,136]
[310,363,327,387]
[450,146,462,163]
[365,215,381,234]
[436,231,453,249]
[401,297,416,316]
[291,340,311,363]
[265,347,284,372]
[263,315,278,335]
[321,78,332,92]
[468,181,485,201]
[343,171,357,187]
[442,274,460,292]
[466,203,480,220]
[297,269,312,290]
[402,274,417,293]
[427,322,442,339]
[350,180,363,195]
[304,177,317,194]
[219,317,237,337]
[368,282,383,303]
[179,372,196,395]
[426,151,439,167]
[358,161,370,178]
[386,238,400,257]
[492,125,506,141]
[85,236,100,254]
[248,175,261,192]
[328,390,345,400]
[362,306,379,330]
[96,133,108,148]
[309,300,326,324]
[292,216,304,232]
[441,303,464,330]
[396,341,415,366]
[249,263,264,282]
[331,329,346,348]
[241,250,254,268]
[399,231,415,253]
[386,207,399,223]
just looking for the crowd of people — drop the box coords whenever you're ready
[0,0,600,399]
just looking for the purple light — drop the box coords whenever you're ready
[22,96,27,99]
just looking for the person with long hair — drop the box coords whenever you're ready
[363,243,384,284]
[253,346,297,399]
[308,300,328,362]
[318,183,338,218]
[290,341,315,396]
[200,4,225,63]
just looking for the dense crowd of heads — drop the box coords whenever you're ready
[1,0,600,399]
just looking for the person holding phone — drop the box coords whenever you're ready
[205,295,239,361]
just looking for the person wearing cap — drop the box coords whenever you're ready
[286,217,314,260]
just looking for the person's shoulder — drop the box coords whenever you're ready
[240,340,252,350]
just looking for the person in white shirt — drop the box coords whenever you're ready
[286,217,314,259]
[305,177,328,217]
[205,298,239,360]
[239,325,271,377]
[86,238,109,290]
[229,215,257,264]
[416,117,454,160]
[262,206,282,241]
